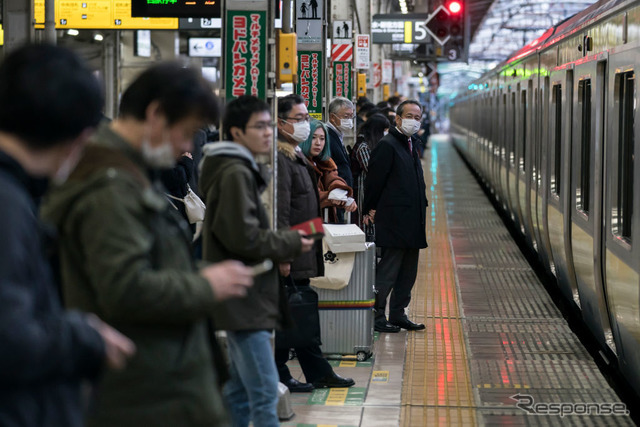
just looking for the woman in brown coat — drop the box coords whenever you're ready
[299,120,357,223]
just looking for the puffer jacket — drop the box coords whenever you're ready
[199,142,302,331]
[276,142,324,279]
[40,122,228,427]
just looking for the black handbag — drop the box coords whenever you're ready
[276,276,322,349]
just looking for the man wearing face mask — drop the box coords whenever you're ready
[327,97,355,223]
[363,100,428,333]
[41,63,255,427]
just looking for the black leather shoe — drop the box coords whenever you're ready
[374,321,401,333]
[283,378,314,393]
[313,372,355,388]
[390,318,425,331]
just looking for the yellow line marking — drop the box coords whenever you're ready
[339,360,357,368]
[325,388,348,406]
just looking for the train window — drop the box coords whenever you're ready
[613,71,635,241]
[552,84,562,195]
[577,79,592,215]
[520,90,527,172]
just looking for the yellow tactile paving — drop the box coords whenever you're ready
[400,139,478,426]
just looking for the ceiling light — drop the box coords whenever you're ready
[94,34,103,41]
[67,29,79,36]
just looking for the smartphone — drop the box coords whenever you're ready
[251,259,273,276]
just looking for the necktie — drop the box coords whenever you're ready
[408,138,412,154]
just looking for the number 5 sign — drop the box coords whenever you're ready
[355,34,369,69]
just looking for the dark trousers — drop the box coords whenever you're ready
[374,247,420,322]
[275,280,333,384]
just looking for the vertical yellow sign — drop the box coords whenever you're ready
[357,73,367,98]
[404,21,412,43]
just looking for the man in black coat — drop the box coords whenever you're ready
[363,100,428,333]
[0,44,135,427]
[327,97,355,222]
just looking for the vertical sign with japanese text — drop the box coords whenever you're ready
[332,61,351,99]
[355,35,370,69]
[297,50,323,119]
[225,10,266,100]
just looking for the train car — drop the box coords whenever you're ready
[451,0,640,396]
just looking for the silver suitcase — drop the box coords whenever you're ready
[314,242,375,361]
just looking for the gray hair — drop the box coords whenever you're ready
[329,97,354,115]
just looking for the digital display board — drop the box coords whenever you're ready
[34,0,178,29]
[131,0,221,18]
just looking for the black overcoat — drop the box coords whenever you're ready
[363,127,428,249]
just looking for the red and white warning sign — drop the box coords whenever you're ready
[332,43,353,62]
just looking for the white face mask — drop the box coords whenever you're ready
[141,137,175,168]
[400,118,420,136]
[282,120,311,143]
[339,118,353,131]
[52,154,78,186]
[383,130,389,136]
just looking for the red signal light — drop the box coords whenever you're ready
[448,1,462,14]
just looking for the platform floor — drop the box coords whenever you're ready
[280,135,634,426]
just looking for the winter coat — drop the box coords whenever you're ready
[199,142,302,331]
[0,150,105,427]
[363,126,428,249]
[40,122,229,427]
[309,157,352,223]
[327,124,354,188]
[276,142,324,279]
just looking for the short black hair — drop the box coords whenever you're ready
[396,100,423,117]
[356,96,371,108]
[278,94,305,119]
[358,102,376,117]
[0,44,103,150]
[119,62,219,126]
[223,95,270,140]
[387,95,401,106]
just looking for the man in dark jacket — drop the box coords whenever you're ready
[327,97,355,223]
[41,63,254,427]
[200,95,313,427]
[363,100,428,333]
[0,44,136,427]
[275,94,355,392]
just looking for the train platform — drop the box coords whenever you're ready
[280,135,635,427]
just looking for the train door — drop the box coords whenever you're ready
[548,67,581,306]
[516,81,529,238]
[604,55,640,384]
[571,59,610,348]
[507,83,524,228]
[490,91,500,196]
[535,74,554,272]
[499,88,510,211]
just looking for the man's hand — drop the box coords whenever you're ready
[296,230,314,253]
[279,262,291,277]
[200,260,253,301]
[86,315,136,370]
[181,152,193,159]
[363,209,376,225]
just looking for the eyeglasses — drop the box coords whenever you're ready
[246,122,275,131]
[283,115,311,123]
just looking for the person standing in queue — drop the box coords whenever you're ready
[41,63,254,427]
[326,97,355,223]
[0,44,136,427]
[363,100,428,333]
[275,94,355,392]
[199,95,314,427]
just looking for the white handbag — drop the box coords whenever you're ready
[166,184,206,224]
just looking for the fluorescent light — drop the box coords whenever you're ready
[94,34,103,41]
[67,29,79,36]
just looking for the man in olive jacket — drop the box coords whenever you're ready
[200,95,313,427]
[41,63,253,427]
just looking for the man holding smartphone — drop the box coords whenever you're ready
[200,95,313,427]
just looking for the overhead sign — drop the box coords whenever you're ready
[297,51,323,119]
[372,13,430,44]
[355,34,370,69]
[332,61,351,99]
[225,10,267,100]
[382,59,393,84]
[189,37,221,57]
[33,0,178,29]
[131,0,221,18]
[296,0,323,44]
[333,20,351,39]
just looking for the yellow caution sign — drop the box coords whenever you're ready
[326,388,349,406]
[357,73,367,98]
[371,370,389,383]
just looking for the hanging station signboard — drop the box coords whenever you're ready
[297,50,323,119]
[225,10,267,100]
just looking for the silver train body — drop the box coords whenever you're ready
[451,0,640,395]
